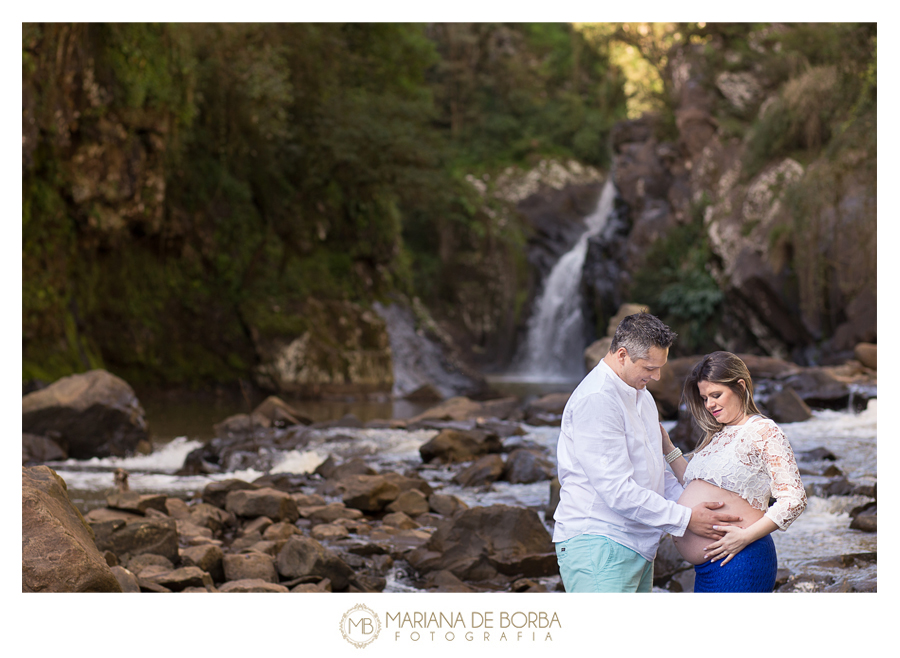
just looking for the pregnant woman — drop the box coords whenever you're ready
[662,351,807,592]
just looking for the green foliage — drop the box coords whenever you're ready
[741,23,876,179]
[427,23,627,169]
[630,199,724,356]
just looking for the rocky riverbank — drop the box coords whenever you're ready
[22,352,877,592]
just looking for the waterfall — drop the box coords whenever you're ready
[512,178,618,382]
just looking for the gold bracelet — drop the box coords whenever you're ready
[665,447,682,464]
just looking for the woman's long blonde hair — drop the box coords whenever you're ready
[682,351,764,453]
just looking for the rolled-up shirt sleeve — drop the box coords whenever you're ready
[570,393,690,537]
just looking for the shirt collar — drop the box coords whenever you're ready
[599,358,644,402]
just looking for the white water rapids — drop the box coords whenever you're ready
[51,398,877,592]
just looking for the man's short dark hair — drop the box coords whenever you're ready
[608,312,677,361]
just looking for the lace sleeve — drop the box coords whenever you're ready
[750,421,807,530]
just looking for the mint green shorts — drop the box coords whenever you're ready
[555,534,654,593]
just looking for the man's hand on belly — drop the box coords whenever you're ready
[687,501,743,539]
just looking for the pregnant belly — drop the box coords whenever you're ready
[673,479,765,565]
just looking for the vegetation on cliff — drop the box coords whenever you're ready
[23,23,626,385]
[22,22,876,386]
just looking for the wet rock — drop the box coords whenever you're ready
[781,367,852,409]
[386,489,430,517]
[314,455,377,479]
[795,447,838,462]
[201,479,260,509]
[180,544,224,582]
[311,523,351,541]
[291,579,333,593]
[853,343,877,370]
[367,527,433,558]
[164,498,191,519]
[240,516,273,537]
[477,419,527,438]
[252,396,313,427]
[110,566,141,592]
[453,454,505,487]
[653,534,693,583]
[338,474,401,512]
[503,448,555,484]
[409,396,519,424]
[428,493,468,517]
[381,512,418,530]
[126,553,175,576]
[142,566,216,592]
[224,551,279,583]
[22,369,148,459]
[423,569,474,592]
[299,502,364,525]
[106,491,168,515]
[22,465,122,592]
[419,428,503,464]
[83,507,142,525]
[275,535,354,591]
[225,487,300,523]
[176,519,215,545]
[22,432,67,464]
[189,503,234,534]
[382,472,434,496]
[510,577,549,593]
[850,502,876,532]
[292,493,327,508]
[219,578,289,593]
[91,516,179,564]
[417,504,555,581]
[765,387,813,423]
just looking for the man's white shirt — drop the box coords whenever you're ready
[553,359,690,561]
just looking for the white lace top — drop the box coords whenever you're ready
[683,416,807,530]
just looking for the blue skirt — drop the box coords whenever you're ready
[693,534,777,593]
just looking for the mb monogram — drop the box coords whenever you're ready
[340,604,382,648]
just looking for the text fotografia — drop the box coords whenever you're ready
[386,611,561,642]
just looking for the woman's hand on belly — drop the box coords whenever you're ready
[703,516,780,565]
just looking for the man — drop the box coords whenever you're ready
[553,312,741,592]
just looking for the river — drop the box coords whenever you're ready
[47,388,877,593]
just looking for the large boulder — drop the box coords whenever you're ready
[22,466,121,592]
[22,369,148,459]
[22,432,67,464]
[413,504,555,581]
[764,387,813,424]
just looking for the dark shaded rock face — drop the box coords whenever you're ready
[373,301,486,400]
[22,466,122,592]
[414,504,555,582]
[22,369,148,459]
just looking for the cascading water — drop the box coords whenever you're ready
[511,178,618,382]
